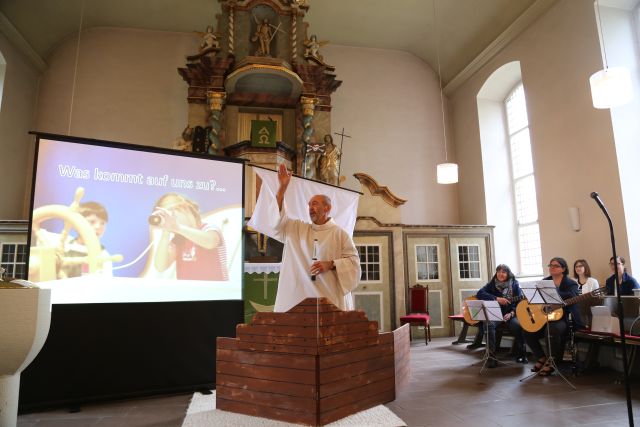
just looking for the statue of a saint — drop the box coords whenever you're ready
[319,134,340,185]
[251,18,273,56]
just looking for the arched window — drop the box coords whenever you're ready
[477,62,542,276]
[504,83,542,275]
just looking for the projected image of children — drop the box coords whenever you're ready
[150,193,229,281]
[64,201,113,278]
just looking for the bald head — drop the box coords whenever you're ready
[308,194,332,225]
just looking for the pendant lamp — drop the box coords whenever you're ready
[433,0,458,184]
[590,0,633,109]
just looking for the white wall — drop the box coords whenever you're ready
[324,45,459,225]
[450,0,629,282]
[601,4,640,275]
[36,27,195,148]
[0,32,40,219]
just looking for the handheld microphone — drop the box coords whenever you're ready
[311,239,318,281]
[148,214,163,226]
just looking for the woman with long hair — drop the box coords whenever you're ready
[473,264,527,367]
[573,259,599,294]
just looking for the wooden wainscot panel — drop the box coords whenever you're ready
[216,297,399,426]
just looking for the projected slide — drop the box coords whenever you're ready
[29,137,243,304]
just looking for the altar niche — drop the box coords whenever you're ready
[248,4,280,58]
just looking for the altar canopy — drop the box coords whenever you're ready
[247,166,360,240]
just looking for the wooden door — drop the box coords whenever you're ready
[404,234,449,337]
[353,232,394,332]
[448,235,492,335]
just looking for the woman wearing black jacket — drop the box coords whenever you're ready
[476,264,527,367]
[523,257,583,376]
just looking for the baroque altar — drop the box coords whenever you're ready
[177,0,343,202]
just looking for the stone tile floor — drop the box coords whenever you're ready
[17,337,640,426]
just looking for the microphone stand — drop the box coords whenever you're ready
[591,191,634,426]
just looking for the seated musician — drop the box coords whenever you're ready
[605,256,640,296]
[573,259,599,294]
[523,257,584,376]
[476,264,527,367]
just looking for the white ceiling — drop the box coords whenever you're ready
[0,0,559,85]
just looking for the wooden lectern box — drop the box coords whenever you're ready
[216,297,409,426]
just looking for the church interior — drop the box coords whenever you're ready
[2,0,640,425]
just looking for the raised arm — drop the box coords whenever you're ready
[276,163,291,212]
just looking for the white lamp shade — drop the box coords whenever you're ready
[590,67,633,109]
[437,163,458,184]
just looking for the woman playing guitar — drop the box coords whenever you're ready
[474,264,527,367]
[523,257,584,376]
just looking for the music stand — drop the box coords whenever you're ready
[519,280,576,389]
[466,299,509,373]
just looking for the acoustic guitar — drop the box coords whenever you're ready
[516,286,607,333]
[462,294,527,325]
[462,296,479,325]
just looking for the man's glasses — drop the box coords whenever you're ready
[548,264,563,268]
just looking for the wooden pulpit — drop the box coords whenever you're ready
[216,297,408,426]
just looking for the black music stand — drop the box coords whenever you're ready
[519,280,576,389]
[467,299,509,373]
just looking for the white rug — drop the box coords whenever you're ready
[181,391,406,427]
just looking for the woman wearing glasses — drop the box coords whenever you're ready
[523,257,583,376]
[606,256,640,296]
[573,259,599,294]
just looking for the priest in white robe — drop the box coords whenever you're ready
[273,164,361,312]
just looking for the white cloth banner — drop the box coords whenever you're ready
[247,167,360,240]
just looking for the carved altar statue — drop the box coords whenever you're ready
[304,140,325,180]
[199,25,220,51]
[320,134,340,185]
[252,18,273,56]
[172,125,193,151]
[186,26,221,62]
[304,35,328,61]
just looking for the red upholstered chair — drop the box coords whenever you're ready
[400,284,431,345]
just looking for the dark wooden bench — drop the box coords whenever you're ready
[448,314,474,345]
[449,314,515,351]
[575,328,640,374]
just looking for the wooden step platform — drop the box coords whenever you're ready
[216,297,408,426]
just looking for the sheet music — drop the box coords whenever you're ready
[519,281,540,303]
[466,299,503,321]
[538,280,565,305]
[520,280,564,305]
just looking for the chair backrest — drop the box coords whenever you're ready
[409,284,429,314]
